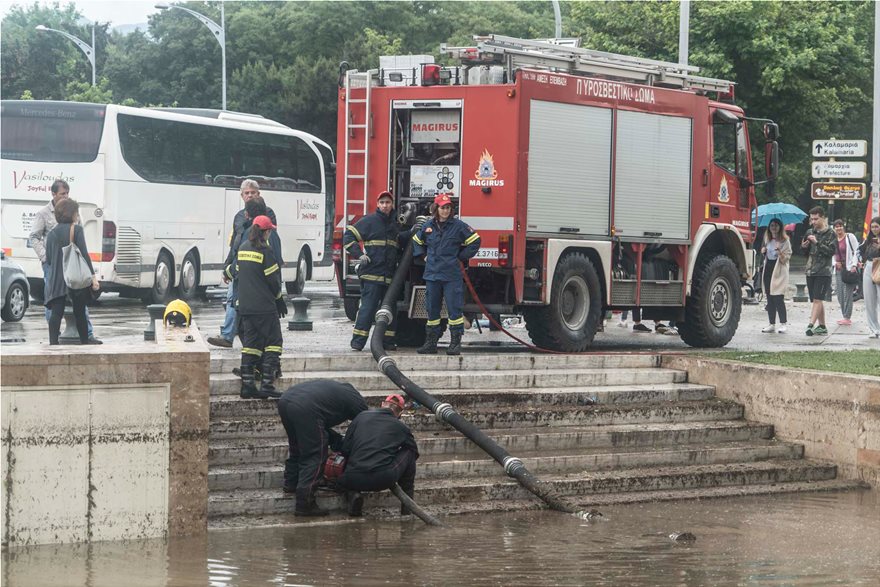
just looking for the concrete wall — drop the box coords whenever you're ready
[1,330,209,547]
[662,355,880,489]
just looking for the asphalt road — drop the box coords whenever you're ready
[3,276,878,355]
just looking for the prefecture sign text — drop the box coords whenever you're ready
[811,161,867,179]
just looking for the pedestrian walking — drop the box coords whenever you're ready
[29,179,98,341]
[760,218,791,333]
[227,215,287,399]
[343,190,405,351]
[412,194,481,355]
[277,379,368,516]
[338,394,419,517]
[801,206,836,336]
[832,219,860,325]
[859,216,880,338]
[43,199,102,345]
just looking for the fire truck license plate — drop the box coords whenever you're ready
[474,248,499,259]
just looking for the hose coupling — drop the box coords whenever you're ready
[377,355,397,372]
[434,402,455,422]
[502,457,524,476]
[375,308,393,323]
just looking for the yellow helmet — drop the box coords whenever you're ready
[164,299,192,327]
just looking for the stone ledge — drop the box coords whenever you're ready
[660,354,880,489]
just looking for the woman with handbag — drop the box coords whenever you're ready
[44,198,101,345]
[832,219,860,325]
[760,218,792,333]
[859,216,880,338]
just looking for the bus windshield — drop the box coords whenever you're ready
[1,101,106,163]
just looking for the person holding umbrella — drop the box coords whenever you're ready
[760,218,791,333]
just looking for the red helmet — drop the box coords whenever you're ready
[383,394,405,409]
[377,190,393,202]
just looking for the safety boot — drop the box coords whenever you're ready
[416,330,440,354]
[258,367,282,399]
[346,491,364,517]
[239,365,260,399]
[294,489,328,517]
[446,330,463,355]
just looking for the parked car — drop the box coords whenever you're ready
[1,251,30,322]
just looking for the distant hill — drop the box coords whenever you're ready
[112,22,147,35]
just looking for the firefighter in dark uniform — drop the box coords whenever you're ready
[338,394,419,517]
[343,190,403,351]
[412,193,481,355]
[277,379,369,516]
[227,215,288,399]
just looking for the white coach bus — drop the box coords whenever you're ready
[1,100,334,303]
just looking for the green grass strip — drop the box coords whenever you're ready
[702,351,880,377]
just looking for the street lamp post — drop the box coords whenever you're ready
[36,24,96,86]
[155,2,227,110]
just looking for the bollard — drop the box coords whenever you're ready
[59,308,80,344]
[793,283,809,302]
[288,297,313,331]
[144,304,166,341]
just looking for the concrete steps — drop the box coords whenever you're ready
[204,350,857,523]
[207,459,840,517]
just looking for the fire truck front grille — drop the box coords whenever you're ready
[611,280,684,307]
[408,286,448,319]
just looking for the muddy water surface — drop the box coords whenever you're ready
[4,491,878,586]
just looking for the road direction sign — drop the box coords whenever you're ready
[812,140,867,157]
[811,182,866,200]
[811,161,867,179]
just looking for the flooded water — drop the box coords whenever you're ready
[3,490,878,586]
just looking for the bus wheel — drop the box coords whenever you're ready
[179,252,200,300]
[286,251,308,295]
[523,252,602,352]
[150,251,175,304]
[343,296,359,322]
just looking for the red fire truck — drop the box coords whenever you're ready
[333,35,779,351]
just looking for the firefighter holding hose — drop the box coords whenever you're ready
[412,194,481,355]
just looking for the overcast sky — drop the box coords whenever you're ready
[0,0,161,26]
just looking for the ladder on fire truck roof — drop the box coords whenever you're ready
[442,34,734,94]
[341,69,377,281]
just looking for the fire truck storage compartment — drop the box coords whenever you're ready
[613,110,692,241]
[527,100,612,236]
[390,102,462,206]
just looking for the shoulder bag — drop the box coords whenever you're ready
[62,224,94,289]
[872,258,880,285]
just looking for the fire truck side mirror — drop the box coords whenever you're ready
[762,122,779,141]
[764,141,779,181]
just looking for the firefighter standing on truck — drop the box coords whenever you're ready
[412,194,481,355]
[343,190,404,351]
[228,215,288,400]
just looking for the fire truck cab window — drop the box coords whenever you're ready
[713,122,737,174]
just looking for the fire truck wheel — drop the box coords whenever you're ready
[678,255,741,348]
[524,252,602,352]
[344,297,359,322]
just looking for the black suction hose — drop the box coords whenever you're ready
[369,240,580,514]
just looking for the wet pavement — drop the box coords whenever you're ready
[2,278,878,354]
[3,490,878,586]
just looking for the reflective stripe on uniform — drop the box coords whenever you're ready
[448,317,465,326]
[361,274,392,284]
[344,241,358,250]
[352,328,369,336]
[347,225,362,241]
[224,266,234,280]
[238,250,264,263]
[242,347,263,357]
[463,232,480,246]
[264,263,279,276]
[265,345,283,354]
[363,239,400,248]
[426,319,441,326]
[384,330,396,337]
[412,235,424,245]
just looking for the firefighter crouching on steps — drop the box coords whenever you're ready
[343,190,405,351]
[412,193,481,355]
[227,215,288,399]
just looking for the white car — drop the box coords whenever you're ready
[1,251,30,322]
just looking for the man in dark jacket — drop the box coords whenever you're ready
[277,379,369,516]
[342,191,403,351]
[208,180,281,348]
[338,394,419,517]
